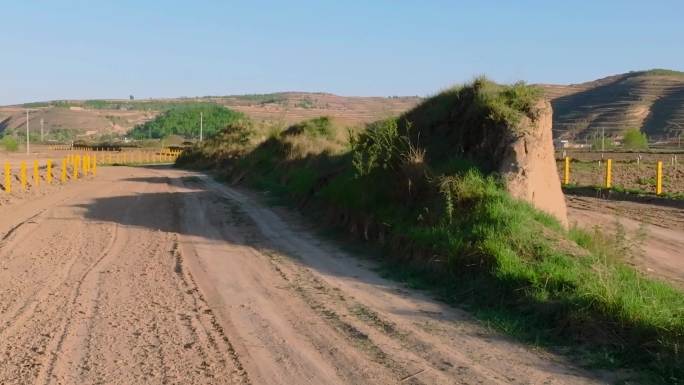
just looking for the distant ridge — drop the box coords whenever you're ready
[539,69,684,140]
[0,93,421,140]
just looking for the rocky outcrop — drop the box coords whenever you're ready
[499,100,568,227]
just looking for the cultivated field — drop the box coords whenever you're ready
[557,150,684,195]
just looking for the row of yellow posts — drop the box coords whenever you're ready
[562,157,664,195]
[3,153,97,193]
[101,150,181,165]
[3,150,182,193]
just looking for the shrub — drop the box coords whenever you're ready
[1,136,18,151]
[622,128,649,150]
[285,116,333,138]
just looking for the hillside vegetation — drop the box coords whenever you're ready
[128,104,246,139]
[541,69,684,140]
[177,78,683,383]
[1,93,419,142]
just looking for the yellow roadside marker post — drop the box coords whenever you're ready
[84,155,90,175]
[47,160,53,184]
[563,157,570,185]
[123,152,127,164]
[4,162,11,193]
[73,155,79,180]
[20,162,27,191]
[92,155,97,176]
[61,158,67,183]
[108,152,112,165]
[656,161,663,195]
[33,160,40,187]
[605,159,612,189]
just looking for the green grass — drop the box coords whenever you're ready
[176,79,684,383]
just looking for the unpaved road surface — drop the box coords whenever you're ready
[567,195,684,287]
[0,166,611,385]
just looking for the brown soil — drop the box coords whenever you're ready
[0,165,615,384]
[566,195,684,288]
[556,153,684,195]
[502,100,567,226]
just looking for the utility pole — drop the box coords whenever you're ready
[26,109,30,155]
[199,112,203,142]
[40,118,44,142]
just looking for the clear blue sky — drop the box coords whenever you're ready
[1,0,682,105]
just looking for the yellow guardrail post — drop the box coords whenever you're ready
[20,162,27,191]
[4,162,11,193]
[605,159,612,188]
[61,158,67,183]
[33,160,40,187]
[656,161,663,195]
[92,154,97,176]
[563,156,570,185]
[73,155,79,180]
[47,159,53,184]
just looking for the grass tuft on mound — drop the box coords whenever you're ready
[176,80,683,383]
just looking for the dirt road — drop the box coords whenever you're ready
[0,166,611,384]
[566,195,684,287]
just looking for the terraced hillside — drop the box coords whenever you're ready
[0,93,421,141]
[541,70,684,140]
[0,106,154,140]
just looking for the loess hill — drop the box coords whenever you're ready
[539,69,684,141]
[0,93,421,141]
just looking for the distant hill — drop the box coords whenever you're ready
[6,70,684,143]
[0,93,421,141]
[539,69,684,141]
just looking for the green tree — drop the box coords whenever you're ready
[128,104,245,139]
[622,128,648,150]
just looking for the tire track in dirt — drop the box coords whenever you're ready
[170,176,394,384]
[35,221,121,385]
[169,236,251,385]
[69,169,249,385]
[179,171,611,385]
[0,177,128,384]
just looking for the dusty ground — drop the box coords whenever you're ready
[0,166,619,384]
[555,150,684,195]
[566,195,684,287]
[556,159,684,195]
